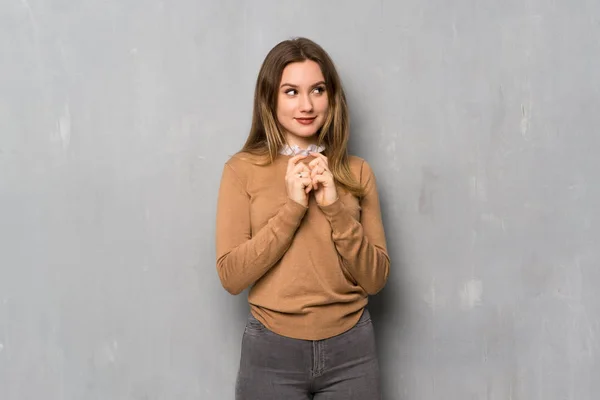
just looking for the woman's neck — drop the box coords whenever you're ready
[284,135,318,149]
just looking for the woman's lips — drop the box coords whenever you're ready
[295,117,316,125]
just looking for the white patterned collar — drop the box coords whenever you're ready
[279,143,326,156]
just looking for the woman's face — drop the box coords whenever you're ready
[276,60,329,147]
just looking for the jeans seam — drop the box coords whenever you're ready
[320,341,326,374]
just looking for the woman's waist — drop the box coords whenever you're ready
[247,297,369,340]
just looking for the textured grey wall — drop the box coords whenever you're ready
[1,0,599,399]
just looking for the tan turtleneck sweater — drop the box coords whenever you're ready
[215,152,390,340]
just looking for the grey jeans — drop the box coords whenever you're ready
[235,309,381,399]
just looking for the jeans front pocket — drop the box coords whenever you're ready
[244,313,268,335]
[352,308,373,329]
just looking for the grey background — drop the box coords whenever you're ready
[1,0,599,399]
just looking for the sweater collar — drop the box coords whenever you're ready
[279,143,326,156]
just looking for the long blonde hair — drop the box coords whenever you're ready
[239,37,365,197]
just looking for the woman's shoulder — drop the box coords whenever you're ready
[347,154,368,173]
[226,151,257,165]
[347,154,366,168]
[225,150,269,166]
[223,151,273,177]
[346,155,377,183]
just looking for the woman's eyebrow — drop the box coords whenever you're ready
[280,81,326,88]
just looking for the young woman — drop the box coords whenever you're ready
[215,37,390,399]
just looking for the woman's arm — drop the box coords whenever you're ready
[318,160,390,294]
[215,163,307,295]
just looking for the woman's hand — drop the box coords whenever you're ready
[309,152,338,206]
[285,155,313,207]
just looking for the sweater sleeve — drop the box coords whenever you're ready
[215,162,308,295]
[318,160,390,294]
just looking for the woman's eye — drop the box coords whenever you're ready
[285,89,297,96]
[313,86,325,94]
